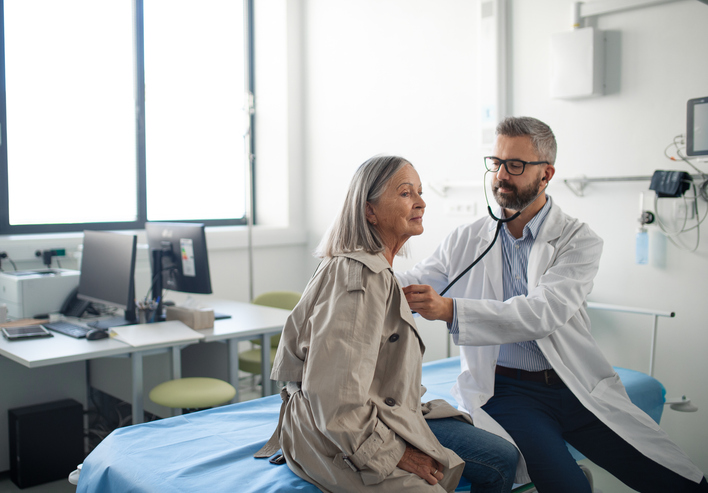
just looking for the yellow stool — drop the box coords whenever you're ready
[149,377,236,412]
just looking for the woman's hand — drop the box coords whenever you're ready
[397,445,444,485]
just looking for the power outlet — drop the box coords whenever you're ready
[445,202,477,216]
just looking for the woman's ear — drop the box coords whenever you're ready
[365,203,377,225]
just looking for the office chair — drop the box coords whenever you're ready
[238,291,301,394]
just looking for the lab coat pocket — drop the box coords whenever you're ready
[589,373,623,399]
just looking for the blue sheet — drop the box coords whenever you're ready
[77,357,665,492]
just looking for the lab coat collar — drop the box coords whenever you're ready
[480,196,559,300]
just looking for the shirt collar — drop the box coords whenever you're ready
[523,195,553,240]
[491,194,553,240]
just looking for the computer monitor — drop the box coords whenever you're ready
[77,230,138,328]
[145,222,213,320]
[687,96,708,157]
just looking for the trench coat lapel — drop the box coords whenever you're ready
[340,251,424,349]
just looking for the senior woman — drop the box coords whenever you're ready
[257,156,518,492]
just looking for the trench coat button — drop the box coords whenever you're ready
[388,334,400,342]
[384,397,396,406]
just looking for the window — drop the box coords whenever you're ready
[0,0,250,234]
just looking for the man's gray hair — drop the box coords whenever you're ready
[496,116,557,166]
[316,155,411,258]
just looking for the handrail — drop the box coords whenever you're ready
[586,301,675,377]
[563,173,704,197]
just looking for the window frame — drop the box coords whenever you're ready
[0,0,254,235]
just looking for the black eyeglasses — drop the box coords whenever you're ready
[484,156,549,176]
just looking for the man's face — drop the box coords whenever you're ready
[490,135,548,211]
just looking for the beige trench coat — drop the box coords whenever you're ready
[269,251,466,492]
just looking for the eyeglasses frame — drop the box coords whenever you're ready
[484,156,550,176]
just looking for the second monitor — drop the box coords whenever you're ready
[145,222,218,321]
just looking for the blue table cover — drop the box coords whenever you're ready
[77,357,664,492]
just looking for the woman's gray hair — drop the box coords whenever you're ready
[496,116,557,166]
[315,155,412,258]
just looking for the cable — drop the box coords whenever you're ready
[665,134,708,197]
[653,183,704,252]
[0,252,18,271]
[656,135,708,252]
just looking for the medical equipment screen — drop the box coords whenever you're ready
[687,96,708,156]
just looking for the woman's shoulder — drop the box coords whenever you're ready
[331,251,391,274]
[314,252,392,295]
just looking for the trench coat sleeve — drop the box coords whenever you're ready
[453,219,603,346]
[302,260,407,481]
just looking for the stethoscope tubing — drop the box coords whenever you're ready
[437,171,545,296]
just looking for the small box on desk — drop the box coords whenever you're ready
[165,306,215,330]
[8,399,84,489]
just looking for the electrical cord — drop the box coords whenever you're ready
[657,135,708,251]
[0,252,18,271]
[653,183,705,252]
[665,134,708,201]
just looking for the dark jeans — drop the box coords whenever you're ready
[428,417,519,493]
[482,375,707,493]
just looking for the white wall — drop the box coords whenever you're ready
[299,0,708,477]
[509,0,708,475]
[301,0,482,359]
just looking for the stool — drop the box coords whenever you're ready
[149,377,236,413]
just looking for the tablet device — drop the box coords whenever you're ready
[2,325,54,341]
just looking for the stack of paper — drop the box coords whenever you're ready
[110,320,204,347]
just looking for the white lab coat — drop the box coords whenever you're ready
[397,199,704,484]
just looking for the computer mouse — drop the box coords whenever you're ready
[86,329,109,340]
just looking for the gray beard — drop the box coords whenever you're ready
[492,174,544,211]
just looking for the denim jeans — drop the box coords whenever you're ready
[427,417,519,493]
[482,375,708,493]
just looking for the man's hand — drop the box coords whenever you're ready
[402,284,454,323]
[397,445,444,485]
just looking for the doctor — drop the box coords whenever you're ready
[398,116,707,492]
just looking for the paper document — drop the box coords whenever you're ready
[110,320,204,347]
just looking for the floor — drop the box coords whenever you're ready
[578,458,637,493]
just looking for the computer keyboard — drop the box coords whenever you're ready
[42,321,92,339]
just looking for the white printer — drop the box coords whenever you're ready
[0,269,80,319]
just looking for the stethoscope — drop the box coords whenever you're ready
[437,171,548,297]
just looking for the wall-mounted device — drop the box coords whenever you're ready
[686,96,708,157]
[550,26,604,100]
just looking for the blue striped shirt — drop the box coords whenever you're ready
[449,197,553,371]
[496,197,552,371]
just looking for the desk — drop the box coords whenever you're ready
[0,300,290,424]
[190,299,291,399]
[0,321,202,427]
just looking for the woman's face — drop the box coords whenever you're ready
[367,164,426,252]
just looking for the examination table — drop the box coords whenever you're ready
[76,356,665,492]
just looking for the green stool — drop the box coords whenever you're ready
[149,377,236,413]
